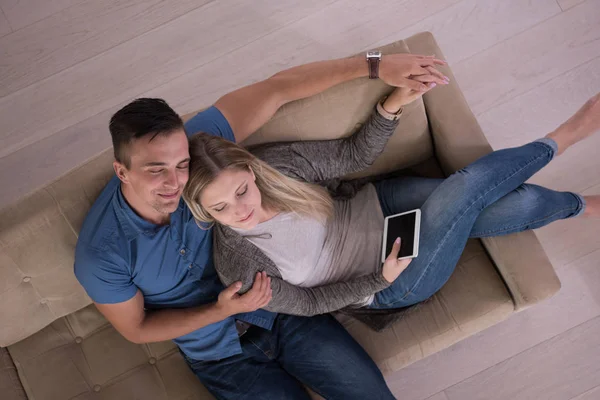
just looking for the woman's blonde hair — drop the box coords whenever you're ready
[183,133,334,227]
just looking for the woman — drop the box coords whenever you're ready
[183,85,600,321]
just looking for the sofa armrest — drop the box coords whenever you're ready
[480,234,561,310]
[404,32,561,310]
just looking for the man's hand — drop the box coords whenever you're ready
[379,54,449,92]
[216,272,273,317]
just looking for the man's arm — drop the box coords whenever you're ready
[215,53,448,142]
[94,273,272,344]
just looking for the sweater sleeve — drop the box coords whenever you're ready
[213,229,391,316]
[248,109,400,183]
[264,273,390,316]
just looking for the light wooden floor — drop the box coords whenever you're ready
[1,0,599,398]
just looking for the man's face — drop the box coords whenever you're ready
[115,130,190,222]
[199,167,263,230]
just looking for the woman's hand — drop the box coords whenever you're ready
[382,83,437,114]
[379,54,449,91]
[382,238,413,283]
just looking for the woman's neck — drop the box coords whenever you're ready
[257,206,280,224]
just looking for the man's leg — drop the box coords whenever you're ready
[274,314,395,400]
[184,327,311,400]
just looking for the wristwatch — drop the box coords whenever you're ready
[366,51,382,79]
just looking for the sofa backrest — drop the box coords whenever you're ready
[0,40,434,347]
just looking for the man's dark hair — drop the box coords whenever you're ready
[109,98,184,168]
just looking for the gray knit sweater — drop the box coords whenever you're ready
[213,109,400,317]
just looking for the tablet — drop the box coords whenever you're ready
[381,209,421,263]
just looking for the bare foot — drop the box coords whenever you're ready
[583,195,600,217]
[546,93,600,155]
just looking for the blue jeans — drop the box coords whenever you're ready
[184,313,394,400]
[371,139,585,309]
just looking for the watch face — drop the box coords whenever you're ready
[367,51,382,59]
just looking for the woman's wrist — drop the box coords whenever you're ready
[382,98,404,114]
[376,96,403,121]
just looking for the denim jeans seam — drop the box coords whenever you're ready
[387,147,553,306]
[470,205,579,237]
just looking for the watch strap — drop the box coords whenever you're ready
[368,57,380,79]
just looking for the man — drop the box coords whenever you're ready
[74,52,447,399]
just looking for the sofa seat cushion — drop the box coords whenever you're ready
[8,239,512,400]
[8,305,213,400]
[0,347,26,400]
[0,150,114,347]
[335,239,514,374]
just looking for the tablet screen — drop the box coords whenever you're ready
[385,211,417,259]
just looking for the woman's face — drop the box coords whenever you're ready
[199,167,264,229]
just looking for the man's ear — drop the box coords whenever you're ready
[113,161,130,184]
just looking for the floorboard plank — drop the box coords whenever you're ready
[569,385,600,400]
[477,56,600,194]
[558,0,587,10]
[0,0,83,31]
[145,0,463,115]
[453,0,600,115]
[0,0,213,97]
[444,316,600,400]
[0,0,462,207]
[0,0,335,159]
[535,183,600,269]
[385,249,600,400]
[0,6,11,37]
[424,392,449,400]
[370,0,561,64]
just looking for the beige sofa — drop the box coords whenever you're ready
[0,32,561,400]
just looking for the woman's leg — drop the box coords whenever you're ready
[370,93,600,309]
[375,176,585,237]
[371,139,560,309]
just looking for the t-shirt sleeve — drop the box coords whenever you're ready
[184,106,235,142]
[74,244,138,304]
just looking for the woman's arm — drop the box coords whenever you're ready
[265,273,389,316]
[219,263,391,317]
[213,231,391,316]
[249,109,399,184]
[249,86,435,184]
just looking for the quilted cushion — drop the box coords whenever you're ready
[6,237,511,399]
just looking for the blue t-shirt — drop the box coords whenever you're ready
[74,106,276,361]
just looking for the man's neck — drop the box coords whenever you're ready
[120,183,170,225]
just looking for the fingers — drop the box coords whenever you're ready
[386,237,402,261]
[410,65,431,76]
[257,271,265,293]
[410,74,446,85]
[223,281,242,297]
[401,82,436,104]
[248,271,262,294]
[260,276,273,306]
[415,55,447,66]
[249,272,272,307]
[425,65,449,82]
[399,77,428,92]
[397,258,413,272]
